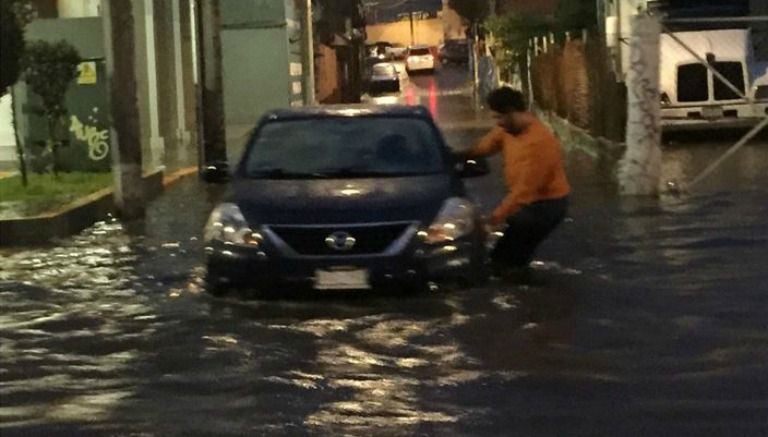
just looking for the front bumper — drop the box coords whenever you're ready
[205,233,481,292]
[206,223,485,289]
[661,102,768,132]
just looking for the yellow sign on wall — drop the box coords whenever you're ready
[77,62,97,85]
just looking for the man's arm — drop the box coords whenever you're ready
[466,126,504,158]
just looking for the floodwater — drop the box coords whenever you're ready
[1,66,768,436]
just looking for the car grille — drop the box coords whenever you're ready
[269,223,411,256]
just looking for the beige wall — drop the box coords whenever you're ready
[367,18,445,47]
[441,1,466,41]
[316,44,340,104]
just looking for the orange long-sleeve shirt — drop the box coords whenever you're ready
[468,119,571,220]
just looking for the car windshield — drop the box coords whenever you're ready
[244,117,445,178]
[372,64,396,76]
[410,48,430,56]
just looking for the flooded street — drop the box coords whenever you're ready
[2,67,768,436]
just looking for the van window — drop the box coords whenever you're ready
[678,64,708,102]
[756,85,768,100]
[713,62,745,101]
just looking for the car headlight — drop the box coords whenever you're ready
[421,198,476,244]
[203,203,262,246]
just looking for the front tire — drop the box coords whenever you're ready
[204,271,232,296]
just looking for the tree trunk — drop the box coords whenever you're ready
[47,116,59,177]
[196,0,227,165]
[103,0,146,219]
[10,87,28,187]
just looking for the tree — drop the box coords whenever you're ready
[448,0,491,24]
[0,0,25,94]
[22,40,80,176]
[554,0,597,31]
[487,12,550,101]
[1,0,36,187]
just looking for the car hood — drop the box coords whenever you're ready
[232,175,454,225]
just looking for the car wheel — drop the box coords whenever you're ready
[204,271,232,296]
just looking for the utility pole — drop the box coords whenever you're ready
[618,14,662,196]
[195,0,227,166]
[102,0,145,219]
[472,22,480,106]
[409,11,415,45]
[302,0,316,105]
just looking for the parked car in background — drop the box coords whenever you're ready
[659,29,762,131]
[406,45,435,74]
[202,105,489,296]
[367,41,394,61]
[387,43,408,60]
[440,39,469,65]
[369,63,402,95]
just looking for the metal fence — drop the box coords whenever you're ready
[527,31,628,143]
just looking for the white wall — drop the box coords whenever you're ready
[0,94,16,168]
[58,0,101,18]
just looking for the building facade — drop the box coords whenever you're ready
[0,0,197,174]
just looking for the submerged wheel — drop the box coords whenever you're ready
[204,272,231,296]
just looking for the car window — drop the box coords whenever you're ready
[409,48,431,56]
[244,117,445,178]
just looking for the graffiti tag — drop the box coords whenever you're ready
[70,115,110,161]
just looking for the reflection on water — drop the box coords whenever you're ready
[2,130,768,434]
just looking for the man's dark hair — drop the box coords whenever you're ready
[486,87,527,113]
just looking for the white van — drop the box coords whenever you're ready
[751,62,768,116]
[660,29,764,130]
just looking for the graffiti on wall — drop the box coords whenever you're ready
[69,113,109,161]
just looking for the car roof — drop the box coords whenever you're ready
[409,45,431,49]
[263,105,432,121]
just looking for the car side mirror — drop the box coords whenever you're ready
[201,161,230,184]
[457,157,490,178]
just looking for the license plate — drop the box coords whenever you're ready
[702,106,723,119]
[314,268,371,290]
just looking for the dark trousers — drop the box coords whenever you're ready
[491,196,569,268]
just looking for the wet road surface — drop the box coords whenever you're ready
[2,67,768,436]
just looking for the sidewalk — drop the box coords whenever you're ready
[0,171,17,180]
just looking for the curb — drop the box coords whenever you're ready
[0,166,199,246]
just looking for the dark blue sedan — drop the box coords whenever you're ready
[202,105,489,295]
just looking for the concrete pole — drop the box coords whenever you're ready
[302,0,316,105]
[618,14,662,196]
[134,0,165,171]
[472,22,480,103]
[102,0,145,218]
[171,0,191,147]
[196,0,227,165]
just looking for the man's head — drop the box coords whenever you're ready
[486,87,532,134]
